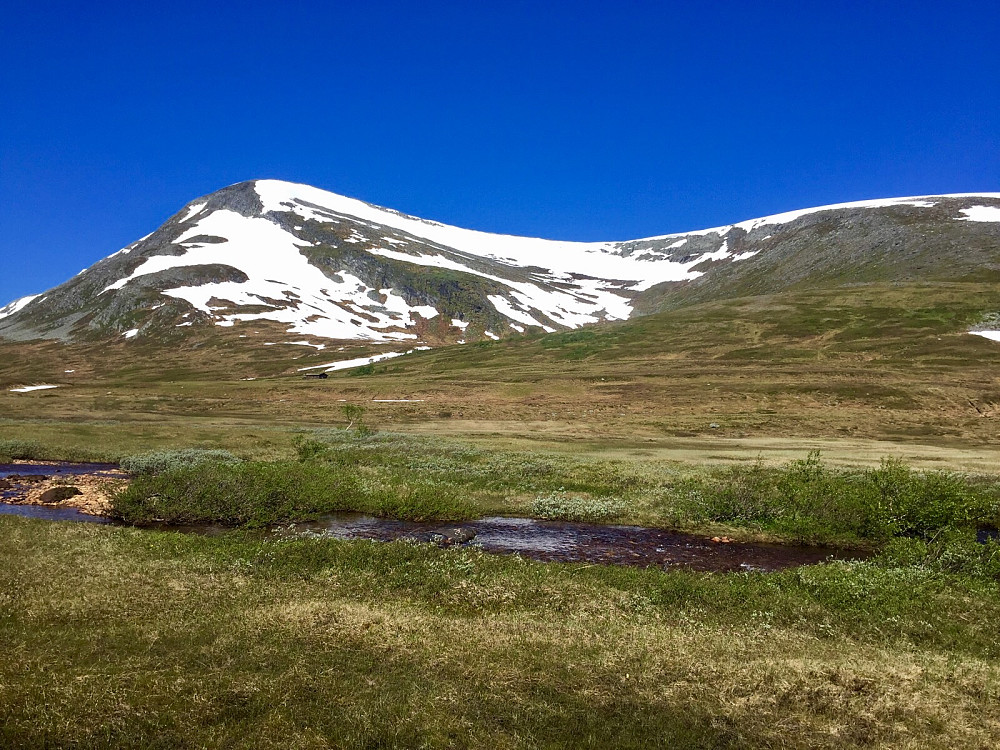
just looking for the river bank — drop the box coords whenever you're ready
[0,460,864,573]
[0,461,126,517]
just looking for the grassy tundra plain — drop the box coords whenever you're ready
[3,281,1000,747]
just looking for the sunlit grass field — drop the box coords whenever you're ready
[3,280,1000,747]
[3,283,1000,452]
[3,516,1000,748]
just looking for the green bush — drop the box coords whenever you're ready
[112,461,360,526]
[120,449,239,475]
[532,491,626,523]
[878,529,1000,578]
[113,460,477,527]
[370,478,476,522]
[863,458,986,536]
[0,439,43,462]
[294,438,330,462]
[665,452,999,543]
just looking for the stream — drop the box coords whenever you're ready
[0,462,116,524]
[268,514,857,572]
[1,462,864,573]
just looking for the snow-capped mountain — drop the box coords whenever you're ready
[0,294,40,322]
[2,180,999,346]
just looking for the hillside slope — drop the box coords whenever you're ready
[2,181,998,349]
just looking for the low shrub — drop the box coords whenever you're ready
[113,460,477,527]
[878,529,1000,578]
[0,439,43,462]
[112,461,359,526]
[121,449,240,475]
[370,478,476,522]
[532,491,626,523]
[664,452,1000,543]
[294,438,331,462]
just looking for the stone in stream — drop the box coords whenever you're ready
[401,527,477,547]
[39,486,83,504]
[443,527,477,545]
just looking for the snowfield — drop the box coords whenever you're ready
[298,346,431,373]
[971,330,1000,342]
[0,295,40,321]
[960,206,1000,223]
[101,209,436,341]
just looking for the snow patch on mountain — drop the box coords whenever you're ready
[366,247,633,327]
[264,341,327,350]
[959,206,1000,223]
[0,294,40,321]
[971,330,1000,342]
[179,202,207,223]
[255,180,756,292]
[109,232,154,259]
[99,209,434,341]
[639,193,1000,241]
[729,198,939,235]
[488,294,555,332]
[298,346,431,373]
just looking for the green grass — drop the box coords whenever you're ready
[120,447,239,474]
[109,433,1000,551]
[2,516,1000,748]
[6,269,1000,745]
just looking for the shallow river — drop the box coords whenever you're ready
[0,462,115,524]
[269,514,857,572]
[0,462,863,572]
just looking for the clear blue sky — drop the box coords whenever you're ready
[2,0,998,304]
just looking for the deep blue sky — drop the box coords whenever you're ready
[2,1,998,304]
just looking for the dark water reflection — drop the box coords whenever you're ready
[0,462,119,479]
[271,514,863,573]
[0,502,111,524]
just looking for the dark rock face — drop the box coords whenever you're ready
[202,181,265,218]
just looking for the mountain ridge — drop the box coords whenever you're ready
[2,180,999,350]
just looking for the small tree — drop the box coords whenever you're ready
[342,404,374,436]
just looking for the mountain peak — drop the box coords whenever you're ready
[1,183,998,349]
